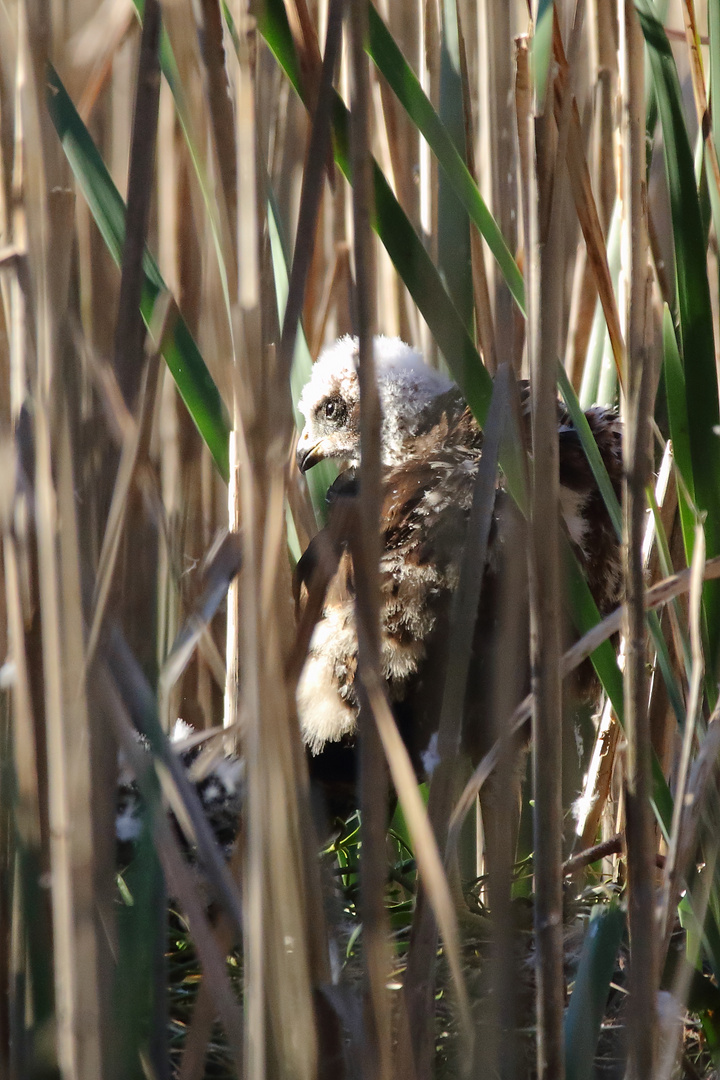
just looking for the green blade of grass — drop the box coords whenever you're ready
[46,65,231,481]
[254,0,495,425]
[564,903,626,1080]
[637,0,720,670]
[437,0,473,331]
[254,0,303,97]
[366,4,525,315]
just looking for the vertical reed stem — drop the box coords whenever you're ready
[527,13,567,1077]
[349,5,390,1080]
[620,2,657,1076]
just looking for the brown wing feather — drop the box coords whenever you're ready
[294,388,623,761]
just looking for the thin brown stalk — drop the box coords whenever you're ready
[232,11,328,1080]
[563,834,667,874]
[309,241,351,358]
[563,834,624,873]
[478,0,516,364]
[99,668,245,1074]
[86,295,172,670]
[446,557,720,854]
[457,9,496,373]
[278,0,345,385]
[680,0,720,211]
[589,0,618,234]
[621,2,657,1073]
[526,1,582,1070]
[355,671,472,1044]
[159,530,242,694]
[348,3,390,1077]
[398,366,510,1080]
[197,0,238,245]
[70,0,135,121]
[177,805,246,1080]
[552,16,626,387]
[670,707,720,911]
[19,4,109,1072]
[285,0,324,110]
[113,0,161,408]
[575,696,622,851]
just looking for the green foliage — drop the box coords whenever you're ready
[637,0,720,671]
[46,65,231,480]
[564,903,626,1080]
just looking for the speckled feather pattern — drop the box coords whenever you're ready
[295,342,623,756]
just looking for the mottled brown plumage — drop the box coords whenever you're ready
[294,337,623,781]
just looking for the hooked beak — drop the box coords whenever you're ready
[296,433,326,473]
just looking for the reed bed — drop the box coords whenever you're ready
[2,0,720,1077]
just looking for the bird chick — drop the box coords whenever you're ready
[295,336,623,764]
[296,335,454,472]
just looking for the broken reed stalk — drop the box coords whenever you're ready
[348,4,391,1078]
[620,2,658,1075]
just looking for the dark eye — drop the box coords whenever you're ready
[322,397,345,424]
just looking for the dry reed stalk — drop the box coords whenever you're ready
[447,554,720,855]
[620,2,658,1073]
[418,0,439,368]
[348,5,392,1079]
[113,0,160,408]
[197,0,238,245]
[398,367,510,1080]
[97,661,245,1073]
[18,5,107,1076]
[477,0,516,362]
[680,0,720,209]
[456,7,497,372]
[86,295,171,670]
[590,0,618,233]
[278,0,344,385]
[161,0,233,273]
[230,11,329,1080]
[68,0,135,120]
[552,16,626,386]
[525,0,586,1071]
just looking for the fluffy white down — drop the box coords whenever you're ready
[297,604,359,753]
[298,335,454,466]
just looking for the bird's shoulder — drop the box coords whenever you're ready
[411,386,483,456]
